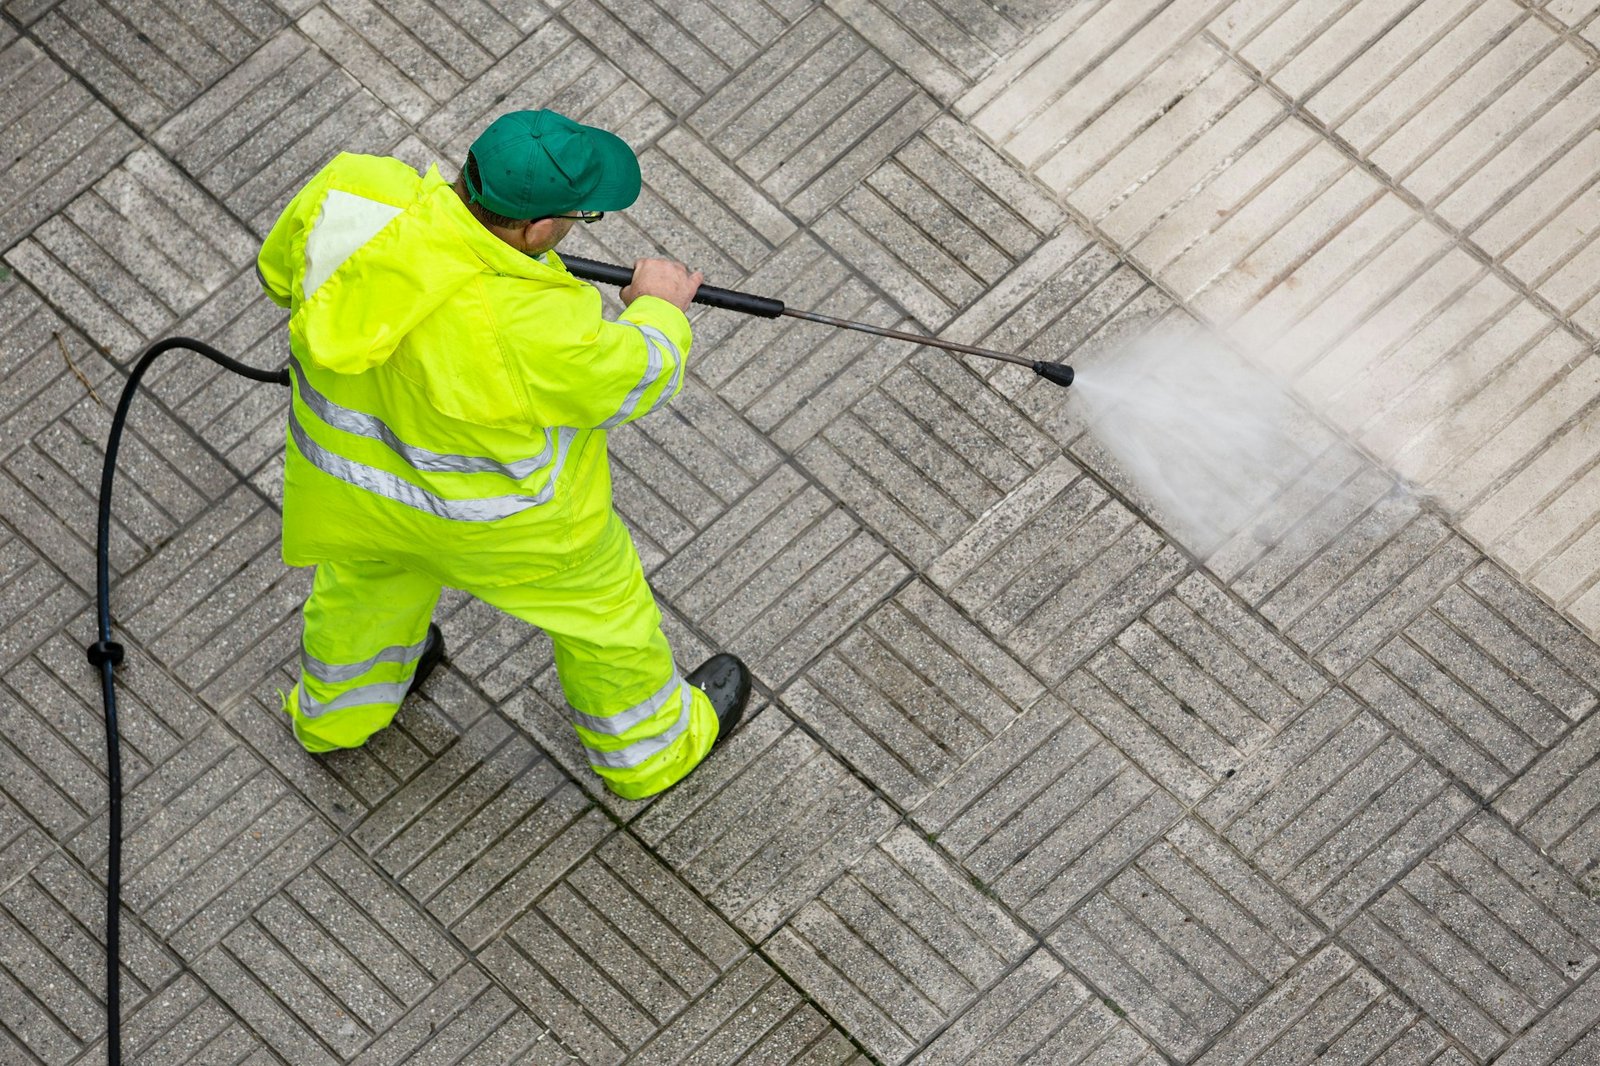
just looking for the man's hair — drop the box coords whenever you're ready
[462,153,532,229]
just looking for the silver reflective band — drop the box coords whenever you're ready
[600,323,674,429]
[583,687,690,769]
[568,672,683,737]
[290,359,554,479]
[302,635,428,685]
[289,407,576,521]
[297,677,412,718]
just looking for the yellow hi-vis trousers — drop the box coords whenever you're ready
[286,516,721,799]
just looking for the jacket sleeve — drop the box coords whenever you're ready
[257,165,337,310]
[512,289,695,430]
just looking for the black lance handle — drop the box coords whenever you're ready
[561,255,785,318]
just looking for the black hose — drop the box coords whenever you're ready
[88,337,287,1064]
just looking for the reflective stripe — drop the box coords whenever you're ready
[582,686,691,769]
[304,189,403,299]
[290,358,554,478]
[599,323,680,428]
[302,635,428,685]
[568,672,683,736]
[297,677,411,718]
[289,407,576,521]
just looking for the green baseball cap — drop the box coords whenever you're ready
[464,110,641,220]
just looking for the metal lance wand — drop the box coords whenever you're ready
[561,255,1076,388]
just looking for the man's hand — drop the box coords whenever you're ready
[621,258,703,313]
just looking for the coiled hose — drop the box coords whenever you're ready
[87,338,288,1064]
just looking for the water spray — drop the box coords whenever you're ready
[562,255,1076,388]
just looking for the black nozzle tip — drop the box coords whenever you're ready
[1032,361,1074,388]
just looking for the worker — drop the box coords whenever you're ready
[254,109,750,800]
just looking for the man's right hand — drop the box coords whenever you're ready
[621,258,704,313]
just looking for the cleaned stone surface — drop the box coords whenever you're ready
[6,2,1600,1062]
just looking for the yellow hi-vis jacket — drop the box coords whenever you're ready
[256,153,691,583]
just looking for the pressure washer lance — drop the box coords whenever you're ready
[561,255,1077,388]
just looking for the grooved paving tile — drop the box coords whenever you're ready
[1049,820,1322,1060]
[687,233,924,452]
[419,19,670,167]
[0,36,137,252]
[1492,970,1600,1066]
[1193,945,1452,1065]
[910,948,1162,1064]
[914,694,1184,932]
[784,579,1043,809]
[193,840,461,1061]
[296,0,533,124]
[1497,711,1600,897]
[1065,572,1328,805]
[348,963,573,1065]
[153,28,407,234]
[0,850,175,1064]
[928,455,1190,684]
[633,705,899,940]
[798,350,1059,569]
[688,8,940,221]
[1349,573,1595,799]
[28,0,284,130]
[628,953,864,1066]
[765,826,1034,1065]
[1198,689,1477,926]
[478,832,746,1066]
[0,792,48,895]
[607,381,784,573]
[651,464,910,686]
[67,722,333,960]
[811,115,1065,329]
[1344,813,1600,1063]
[74,973,269,1066]
[4,147,258,362]
[825,0,1058,104]
[351,714,610,949]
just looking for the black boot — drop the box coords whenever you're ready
[406,624,446,700]
[687,653,751,740]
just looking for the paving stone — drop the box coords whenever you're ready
[1493,968,1600,1066]
[147,266,292,479]
[351,713,610,950]
[628,953,864,1066]
[1198,689,1477,926]
[1049,819,1322,1060]
[1193,944,1453,1065]
[1066,572,1326,805]
[687,233,923,452]
[419,19,671,168]
[607,382,784,572]
[811,115,1064,329]
[0,848,175,1064]
[784,578,1043,809]
[185,840,460,1061]
[345,963,576,1065]
[297,0,530,124]
[688,8,940,221]
[633,705,899,939]
[28,0,285,131]
[651,464,910,686]
[74,972,270,1066]
[61,721,333,962]
[765,826,1034,1065]
[478,832,746,1066]
[1343,812,1600,1062]
[153,28,408,235]
[0,792,49,895]
[910,947,1161,1064]
[797,343,1060,570]
[5,146,258,362]
[1497,710,1600,897]
[914,694,1184,932]
[0,36,137,253]
[1350,575,1591,799]
[928,455,1190,684]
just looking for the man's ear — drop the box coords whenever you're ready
[521,217,556,251]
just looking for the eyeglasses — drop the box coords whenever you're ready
[539,211,604,224]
